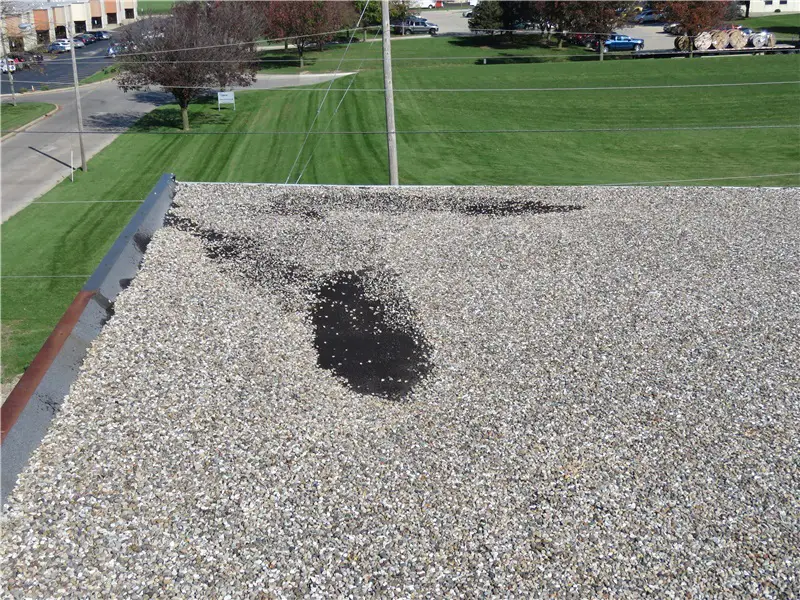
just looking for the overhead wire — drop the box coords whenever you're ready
[4,124,797,136]
[283,0,372,184]
[9,79,797,92]
[294,28,384,184]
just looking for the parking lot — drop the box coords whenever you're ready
[0,39,112,95]
[418,9,676,51]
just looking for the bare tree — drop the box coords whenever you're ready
[116,1,264,131]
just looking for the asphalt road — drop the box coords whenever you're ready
[0,73,351,222]
[0,39,114,96]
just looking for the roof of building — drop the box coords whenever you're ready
[2,183,798,596]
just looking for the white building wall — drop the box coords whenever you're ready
[749,0,800,14]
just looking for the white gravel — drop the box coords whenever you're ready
[2,184,799,598]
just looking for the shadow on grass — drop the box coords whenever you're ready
[259,52,313,70]
[129,96,233,131]
[473,51,627,65]
[448,34,552,50]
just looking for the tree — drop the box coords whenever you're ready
[267,1,357,68]
[354,0,410,27]
[662,1,732,38]
[565,1,630,61]
[468,0,503,35]
[116,2,264,131]
[498,1,536,38]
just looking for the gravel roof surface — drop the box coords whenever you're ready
[2,184,799,598]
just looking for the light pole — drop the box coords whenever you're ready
[380,0,398,186]
[0,22,17,106]
[67,4,87,172]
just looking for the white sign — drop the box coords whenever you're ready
[217,91,235,111]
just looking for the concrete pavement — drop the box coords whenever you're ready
[0,73,349,222]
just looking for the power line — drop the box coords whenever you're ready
[10,79,796,92]
[54,25,380,62]
[601,172,800,186]
[0,275,90,279]
[50,53,601,65]
[294,30,384,184]
[4,124,797,136]
[284,0,372,184]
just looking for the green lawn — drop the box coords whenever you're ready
[736,13,800,43]
[137,0,174,16]
[260,34,601,74]
[1,51,799,380]
[80,65,119,85]
[0,102,56,131]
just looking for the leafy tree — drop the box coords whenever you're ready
[662,1,731,37]
[354,0,410,27]
[469,0,503,35]
[267,1,357,67]
[565,1,630,60]
[116,2,264,131]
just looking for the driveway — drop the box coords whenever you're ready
[1,73,350,222]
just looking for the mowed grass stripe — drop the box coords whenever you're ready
[1,54,798,380]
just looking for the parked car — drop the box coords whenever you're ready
[8,52,42,69]
[71,37,85,48]
[634,10,663,24]
[48,40,71,53]
[392,17,439,35]
[593,34,645,53]
[569,32,598,48]
[90,30,112,40]
[77,33,97,44]
[462,10,472,18]
[0,58,17,73]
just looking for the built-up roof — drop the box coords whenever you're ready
[2,183,798,597]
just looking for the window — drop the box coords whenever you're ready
[125,8,134,19]
[764,0,773,5]
[91,16,102,28]
[107,12,117,24]
[36,30,50,45]
[780,0,787,4]
[55,25,66,38]
[74,20,86,33]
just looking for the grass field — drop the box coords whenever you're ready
[0,102,56,131]
[137,0,174,16]
[261,33,604,74]
[1,49,798,380]
[736,13,800,33]
[79,65,119,85]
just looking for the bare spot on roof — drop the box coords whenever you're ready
[462,200,582,216]
[310,270,433,400]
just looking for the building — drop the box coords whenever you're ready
[1,0,138,53]
[740,0,800,15]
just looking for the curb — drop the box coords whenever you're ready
[1,173,177,508]
[0,78,109,99]
[0,104,60,142]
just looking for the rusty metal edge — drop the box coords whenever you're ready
[1,173,176,508]
[1,291,93,443]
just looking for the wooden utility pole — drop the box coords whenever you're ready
[67,5,87,172]
[381,0,398,186]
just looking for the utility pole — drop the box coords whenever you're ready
[380,0,398,186]
[67,5,87,172]
[0,22,17,106]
